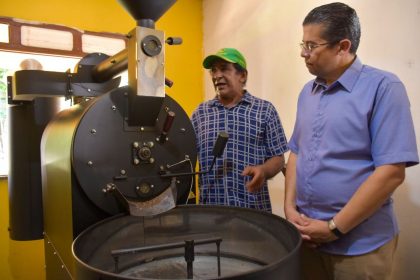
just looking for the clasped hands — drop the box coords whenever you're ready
[285,208,338,248]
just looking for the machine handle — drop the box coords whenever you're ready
[166,37,183,45]
[160,132,229,178]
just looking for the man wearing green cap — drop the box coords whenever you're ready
[191,48,288,212]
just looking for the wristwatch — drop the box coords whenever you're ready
[328,219,344,238]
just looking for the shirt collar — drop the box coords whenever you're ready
[312,57,363,94]
[209,90,253,107]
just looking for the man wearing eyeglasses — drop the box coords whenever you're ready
[285,3,418,280]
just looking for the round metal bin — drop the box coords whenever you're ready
[73,205,301,280]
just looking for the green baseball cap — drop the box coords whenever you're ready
[203,48,247,70]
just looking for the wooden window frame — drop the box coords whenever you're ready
[0,16,127,57]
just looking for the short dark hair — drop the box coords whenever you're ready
[303,2,361,54]
[233,63,246,73]
[233,63,248,85]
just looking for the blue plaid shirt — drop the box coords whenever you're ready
[191,91,288,212]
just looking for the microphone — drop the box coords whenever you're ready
[212,131,228,157]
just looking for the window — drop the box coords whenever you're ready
[0,68,7,175]
[0,17,128,176]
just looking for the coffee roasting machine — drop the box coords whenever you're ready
[8,0,301,279]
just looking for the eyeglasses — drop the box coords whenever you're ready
[300,42,330,53]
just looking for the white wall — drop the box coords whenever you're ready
[203,1,420,279]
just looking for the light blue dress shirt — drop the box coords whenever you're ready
[289,57,419,255]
